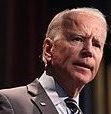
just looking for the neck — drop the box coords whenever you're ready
[45,65,85,98]
[57,78,85,98]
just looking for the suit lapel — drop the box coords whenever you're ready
[27,79,59,114]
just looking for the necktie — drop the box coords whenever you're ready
[64,98,83,114]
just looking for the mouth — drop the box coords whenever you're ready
[73,62,93,71]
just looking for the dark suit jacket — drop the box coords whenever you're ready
[0,79,59,114]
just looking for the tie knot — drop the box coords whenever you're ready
[64,98,81,114]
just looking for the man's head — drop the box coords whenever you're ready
[42,8,107,94]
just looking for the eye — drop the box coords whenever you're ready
[67,33,84,45]
[92,41,101,49]
[71,36,84,43]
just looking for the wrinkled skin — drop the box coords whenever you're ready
[44,12,107,97]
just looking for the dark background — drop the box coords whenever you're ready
[0,0,111,114]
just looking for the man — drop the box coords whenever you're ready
[0,7,107,114]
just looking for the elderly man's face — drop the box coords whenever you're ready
[48,13,107,85]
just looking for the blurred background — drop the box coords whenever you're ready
[0,0,111,114]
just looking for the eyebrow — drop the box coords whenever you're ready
[92,37,100,43]
[65,32,82,38]
[65,31,104,45]
[92,37,104,46]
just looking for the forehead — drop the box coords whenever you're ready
[61,12,107,41]
[62,12,106,31]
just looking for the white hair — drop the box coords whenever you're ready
[46,7,107,38]
[71,7,107,24]
[43,7,107,65]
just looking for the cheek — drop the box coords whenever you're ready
[51,44,72,65]
[51,40,81,67]
[52,48,70,65]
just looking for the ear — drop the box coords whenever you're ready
[43,38,53,63]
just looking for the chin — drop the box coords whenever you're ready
[72,72,93,84]
[81,76,94,84]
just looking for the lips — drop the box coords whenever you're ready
[73,62,93,71]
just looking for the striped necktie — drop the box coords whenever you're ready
[64,98,83,114]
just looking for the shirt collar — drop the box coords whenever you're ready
[39,71,79,105]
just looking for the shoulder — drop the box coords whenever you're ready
[0,86,27,114]
[0,84,36,114]
[0,78,40,99]
[0,86,27,97]
[0,86,28,104]
[0,85,27,102]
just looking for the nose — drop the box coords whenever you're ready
[80,41,93,58]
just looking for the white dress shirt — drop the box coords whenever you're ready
[39,71,79,114]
